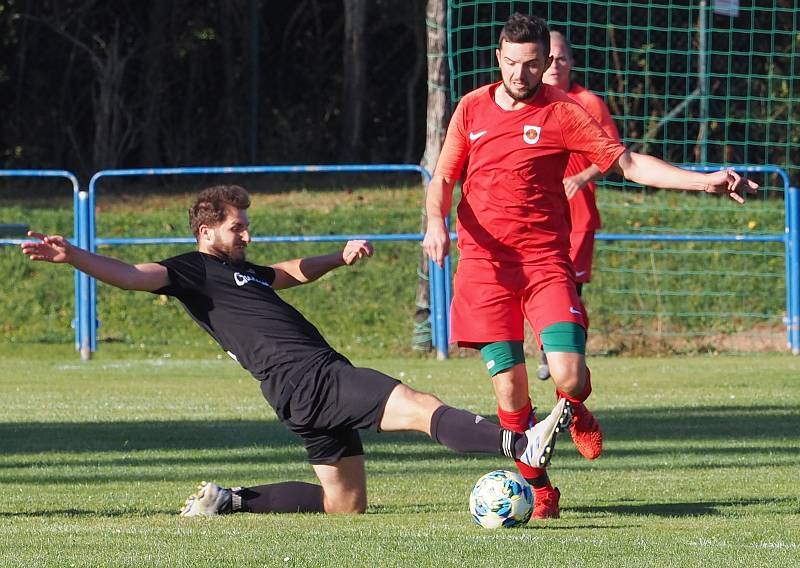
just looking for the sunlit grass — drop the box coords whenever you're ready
[0,345,798,567]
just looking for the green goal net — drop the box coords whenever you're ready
[445,0,798,353]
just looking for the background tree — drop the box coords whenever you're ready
[412,0,449,353]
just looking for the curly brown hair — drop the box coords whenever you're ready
[189,185,251,238]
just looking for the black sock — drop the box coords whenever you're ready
[232,482,324,513]
[430,405,524,458]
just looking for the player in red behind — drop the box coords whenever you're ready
[423,13,757,519]
[536,30,622,381]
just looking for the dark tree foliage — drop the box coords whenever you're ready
[0,0,428,177]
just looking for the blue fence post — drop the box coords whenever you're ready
[444,252,453,348]
[788,186,799,354]
[429,259,448,360]
[72,182,81,352]
[77,190,92,361]
[428,256,438,350]
[784,183,793,351]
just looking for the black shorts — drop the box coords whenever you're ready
[260,355,400,465]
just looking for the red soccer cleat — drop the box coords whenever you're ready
[569,403,603,460]
[533,486,560,519]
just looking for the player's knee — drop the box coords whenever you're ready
[324,491,367,514]
[394,384,442,414]
[381,384,443,433]
[550,365,583,393]
[325,500,367,515]
[547,355,586,395]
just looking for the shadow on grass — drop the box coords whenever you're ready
[571,496,799,517]
[0,508,175,518]
[2,404,797,452]
[600,405,800,441]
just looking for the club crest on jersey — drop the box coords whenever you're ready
[523,125,541,145]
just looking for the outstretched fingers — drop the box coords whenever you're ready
[20,232,69,263]
[25,230,48,242]
[725,169,759,204]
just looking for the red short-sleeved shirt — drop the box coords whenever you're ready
[434,82,625,262]
[564,83,621,231]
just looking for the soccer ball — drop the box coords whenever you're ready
[469,469,534,529]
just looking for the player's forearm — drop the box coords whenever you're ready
[577,164,603,186]
[273,253,344,285]
[616,151,708,191]
[68,247,162,291]
[425,176,455,228]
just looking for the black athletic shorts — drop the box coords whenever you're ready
[260,354,400,465]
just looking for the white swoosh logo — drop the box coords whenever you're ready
[575,270,587,277]
[569,306,583,315]
[469,130,487,141]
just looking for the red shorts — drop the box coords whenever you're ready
[569,231,595,283]
[450,256,586,347]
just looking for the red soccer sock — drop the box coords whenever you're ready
[496,399,549,483]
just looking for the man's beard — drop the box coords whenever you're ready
[502,78,540,101]
[211,244,246,265]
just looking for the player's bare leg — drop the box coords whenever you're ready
[312,456,367,514]
[547,351,603,460]
[379,383,443,434]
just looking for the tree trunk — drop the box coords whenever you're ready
[90,20,140,171]
[140,1,169,166]
[412,0,450,352]
[341,0,367,162]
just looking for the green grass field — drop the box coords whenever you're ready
[1,344,798,567]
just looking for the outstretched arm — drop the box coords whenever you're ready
[611,151,759,203]
[20,231,169,292]
[269,239,374,290]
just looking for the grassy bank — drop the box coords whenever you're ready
[1,181,787,356]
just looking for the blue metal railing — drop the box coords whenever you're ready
[0,170,82,353]
[85,164,450,359]
[4,163,797,358]
[440,165,799,355]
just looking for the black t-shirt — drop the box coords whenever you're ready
[154,251,338,383]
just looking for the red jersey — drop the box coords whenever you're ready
[564,83,621,231]
[434,82,625,262]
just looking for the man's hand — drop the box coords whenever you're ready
[703,169,759,204]
[423,222,450,267]
[563,174,587,199]
[342,240,374,265]
[20,231,73,263]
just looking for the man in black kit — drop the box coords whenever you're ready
[21,184,572,517]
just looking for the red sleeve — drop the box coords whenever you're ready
[584,95,621,144]
[433,99,469,180]
[555,102,625,174]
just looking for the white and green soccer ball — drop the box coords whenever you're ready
[469,469,534,529]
